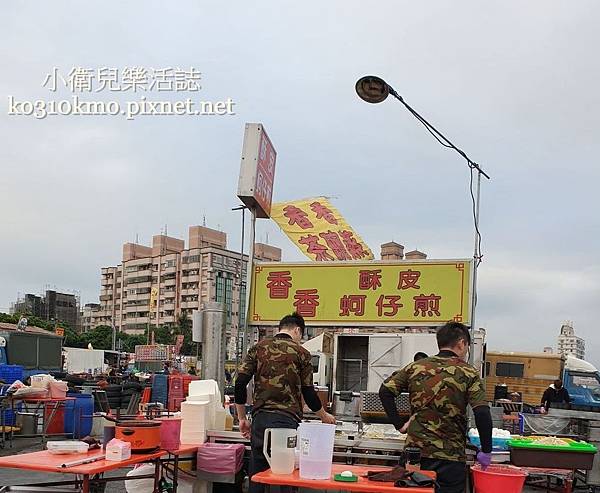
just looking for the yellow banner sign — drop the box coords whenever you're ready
[270,197,374,261]
[250,260,472,326]
[150,287,158,309]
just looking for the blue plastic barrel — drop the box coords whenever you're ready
[64,393,93,438]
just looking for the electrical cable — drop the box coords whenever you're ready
[389,90,487,266]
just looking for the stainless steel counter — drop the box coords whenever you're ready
[205,429,510,466]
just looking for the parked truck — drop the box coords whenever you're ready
[63,347,107,374]
[304,329,486,395]
[303,332,334,388]
[485,351,600,408]
[332,331,486,393]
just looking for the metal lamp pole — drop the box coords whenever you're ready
[355,76,490,365]
[111,323,117,351]
[232,204,248,370]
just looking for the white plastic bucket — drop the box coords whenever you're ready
[263,428,297,475]
[298,423,335,479]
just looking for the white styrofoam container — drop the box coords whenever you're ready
[31,374,54,389]
[47,440,89,454]
[181,401,210,438]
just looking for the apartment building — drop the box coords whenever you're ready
[11,290,80,330]
[80,303,101,332]
[91,226,281,357]
[557,321,585,360]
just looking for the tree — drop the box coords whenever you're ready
[141,314,196,356]
[0,312,53,331]
[64,327,85,348]
[82,326,113,350]
[175,313,195,356]
[119,334,146,353]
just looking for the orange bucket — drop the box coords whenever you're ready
[472,464,526,493]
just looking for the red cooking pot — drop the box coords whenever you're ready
[115,420,162,452]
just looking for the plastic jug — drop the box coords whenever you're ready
[298,422,335,479]
[263,428,297,475]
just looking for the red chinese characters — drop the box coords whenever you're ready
[376,295,403,317]
[266,271,292,299]
[358,270,382,290]
[413,294,442,317]
[298,235,334,261]
[339,295,367,317]
[398,269,421,290]
[319,231,351,260]
[293,289,320,318]
[339,230,370,260]
[283,205,313,229]
[310,201,338,225]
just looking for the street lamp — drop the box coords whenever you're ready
[355,75,491,365]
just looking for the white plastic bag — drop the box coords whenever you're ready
[125,464,156,493]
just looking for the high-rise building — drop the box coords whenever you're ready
[557,321,585,360]
[11,290,80,330]
[90,225,281,358]
[80,303,101,332]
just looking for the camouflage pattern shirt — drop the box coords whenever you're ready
[382,351,488,461]
[238,333,313,420]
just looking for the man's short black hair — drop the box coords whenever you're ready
[413,352,428,362]
[279,312,306,336]
[436,321,471,349]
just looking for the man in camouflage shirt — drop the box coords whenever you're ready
[235,313,336,493]
[379,322,493,493]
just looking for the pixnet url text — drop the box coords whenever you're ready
[7,96,236,120]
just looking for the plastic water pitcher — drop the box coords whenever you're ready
[298,423,336,479]
[263,428,297,475]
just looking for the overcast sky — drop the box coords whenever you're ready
[1,1,599,363]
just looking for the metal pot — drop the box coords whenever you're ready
[115,420,161,452]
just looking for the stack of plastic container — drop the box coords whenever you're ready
[151,374,169,407]
[168,376,185,412]
[182,375,199,395]
[179,379,226,445]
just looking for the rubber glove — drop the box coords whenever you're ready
[476,451,492,470]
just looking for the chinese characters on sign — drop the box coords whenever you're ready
[250,260,473,326]
[254,128,277,218]
[42,67,203,93]
[237,123,277,219]
[271,197,374,261]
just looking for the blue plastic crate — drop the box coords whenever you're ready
[0,365,24,384]
[3,408,16,426]
[2,403,22,426]
[151,374,169,405]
